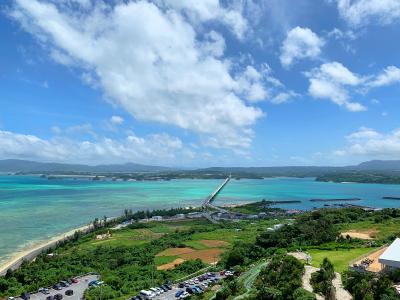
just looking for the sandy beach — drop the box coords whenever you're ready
[0,224,92,276]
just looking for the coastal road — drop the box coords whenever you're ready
[28,274,99,300]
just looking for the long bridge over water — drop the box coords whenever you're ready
[202,176,231,223]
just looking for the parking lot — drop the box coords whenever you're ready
[28,274,99,300]
[130,271,229,300]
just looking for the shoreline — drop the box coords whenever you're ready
[0,224,92,276]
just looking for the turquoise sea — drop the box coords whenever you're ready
[1,175,400,264]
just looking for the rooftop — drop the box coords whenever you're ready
[379,238,400,269]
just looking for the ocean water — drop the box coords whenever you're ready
[1,175,400,264]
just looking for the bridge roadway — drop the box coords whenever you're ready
[202,176,231,217]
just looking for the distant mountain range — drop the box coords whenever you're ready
[1,159,400,174]
[0,159,170,173]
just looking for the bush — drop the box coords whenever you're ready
[310,258,335,299]
[253,255,304,300]
[293,288,316,300]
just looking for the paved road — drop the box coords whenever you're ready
[28,274,99,300]
[233,261,268,300]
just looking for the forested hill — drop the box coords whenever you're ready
[3,159,400,179]
[0,159,170,173]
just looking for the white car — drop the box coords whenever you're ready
[140,290,155,299]
[150,288,161,295]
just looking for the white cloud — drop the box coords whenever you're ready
[327,28,357,40]
[306,62,366,111]
[366,66,400,88]
[336,0,400,27]
[110,115,124,125]
[346,126,381,141]
[158,0,248,39]
[235,66,269,102]
[335,127,400,159]
[0,129,190,165]
[280,26,324,67]
[306,62,400,111]
[270,91,299,104]
[10,0,262,150]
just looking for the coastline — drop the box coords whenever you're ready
[0,224,92,276]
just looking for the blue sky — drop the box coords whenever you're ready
[1,0,400,167]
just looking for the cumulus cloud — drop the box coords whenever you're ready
[10,0,263,150]
[306,62,400,111]
[158,0,248,39]
[0,129,188,165]
[306,62,366,111]
[280,26,324,67]
[335,127,400,159]
[336,0,400,27]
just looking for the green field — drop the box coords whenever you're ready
[308,247,377,273]
[340,218,400,240]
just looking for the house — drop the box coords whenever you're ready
[151,216,163,221]
[379,238,400,270]
[174,214,185,219]
[186,212,203,219]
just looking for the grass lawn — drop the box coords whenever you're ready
[68,228,163,251]
[340,218,400,240]
[308,247,377,273]
[154,255,178,265]
[184,240,211,250]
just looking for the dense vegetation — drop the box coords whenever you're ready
[256,211,339,249]
[2,206,400,299]
[343,269,400,300]
[0,222,215,299]
[316,172,400,184]
[310,258,335,299]
[250,255,308,300]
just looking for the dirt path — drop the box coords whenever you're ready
[303,266,352,300]
[340,229,378,240]
[303,266,324,300]
[333,272,352,300]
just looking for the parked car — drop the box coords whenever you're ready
[185,287,194,294]
[139,290,155,299]
[192,286,202,294]
[65,290,73,296]
[54,294,63,300]
[71,278,79,284]
[178,283,185,288]
[45,296,54,300]
[60,281,70,288]
[39,288,50,294]
[181,291,189,299]
[20,292,30,300]
[149,287,160,295]
[160,285,168,292]
[175,290,184,298]
[53,284,62,290]
[88,280,98,287]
